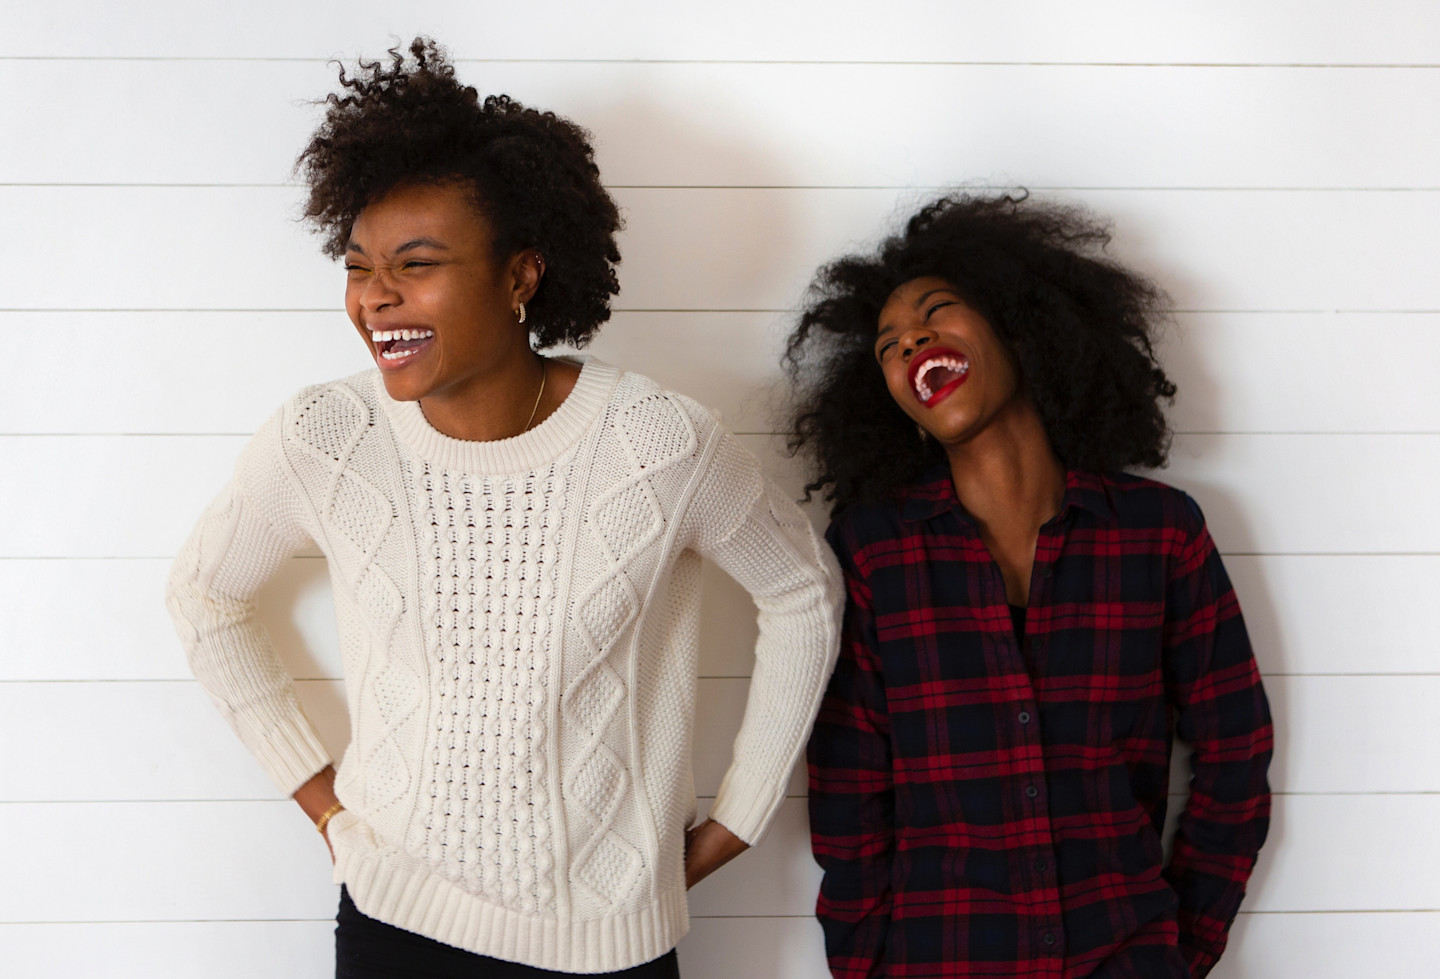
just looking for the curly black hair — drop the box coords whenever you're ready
[296,37,623,348]
[784,192,1177,509]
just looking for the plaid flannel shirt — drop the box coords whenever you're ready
[807,469,1272,979]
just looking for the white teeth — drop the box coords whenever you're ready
[912,355,969,401]
[369,329,435,342]
[380,346,419,360]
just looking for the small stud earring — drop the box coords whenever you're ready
[517,302,527,324]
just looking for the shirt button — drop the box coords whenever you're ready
[1034,857,1048,872]
[1018,711,1032,724]
[1042,932,1056,946]
[1025,784,1039,799]
[1039,565,1053,578]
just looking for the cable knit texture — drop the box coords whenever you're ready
[166,359,842,973]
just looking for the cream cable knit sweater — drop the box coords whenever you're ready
[166,359,842,973]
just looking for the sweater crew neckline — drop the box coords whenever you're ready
[375,358,619,474]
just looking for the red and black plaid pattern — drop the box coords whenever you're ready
[807,469,1272,979]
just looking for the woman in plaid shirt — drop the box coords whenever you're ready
[785,193,1273,978]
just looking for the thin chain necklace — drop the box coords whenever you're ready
[521,359,547,433]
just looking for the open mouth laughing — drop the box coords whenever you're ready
[908,347,971,406]
[370,328,435,364]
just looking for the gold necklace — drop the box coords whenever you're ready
[522,360,547,433]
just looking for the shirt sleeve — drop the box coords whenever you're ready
[1162,496,1274,977]
[164,404,333,796]
[806,518,894,979]
[688,429,844,845]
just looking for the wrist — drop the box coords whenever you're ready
[313,801,345,836]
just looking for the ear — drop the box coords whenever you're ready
[508,250,546,307]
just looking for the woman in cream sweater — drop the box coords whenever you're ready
[166,38,841,979]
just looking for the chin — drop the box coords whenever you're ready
[378,372,428,403]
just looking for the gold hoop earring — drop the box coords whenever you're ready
[516,302,527,324]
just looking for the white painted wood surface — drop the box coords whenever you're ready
[5,1,1439,63]
[8,187,1440,312]
[4,3,1434,976]
[6,62,1440,189]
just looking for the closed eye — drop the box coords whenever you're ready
[923,300,954,321]
[876,339,897,361]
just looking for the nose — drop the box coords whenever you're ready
[897,327,936,360]
[356,268,401,313]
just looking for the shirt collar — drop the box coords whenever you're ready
[897,464,1117,526]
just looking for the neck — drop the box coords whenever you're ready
[418,348,548,442]
[943,402,1066,535]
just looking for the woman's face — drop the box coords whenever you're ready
[874,276,1023,446]
[344,180,534,404]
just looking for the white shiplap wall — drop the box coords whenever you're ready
[3,3,1437,976]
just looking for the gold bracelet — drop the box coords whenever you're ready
[314,802,345,836]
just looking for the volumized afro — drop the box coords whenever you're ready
[784,192,1177,510]
[296,37,623,348]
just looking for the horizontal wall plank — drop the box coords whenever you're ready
[7,554,1432,682]
[7,62,1440,189]
[0,557,341,682]
[0,921,335,979]
[1159,433,1440,555]
[1214,912,1440,979]
[1227,555,1440,676]
[0,678,809,801]
[7,187,1440,314]
[4,912,1434,979]
[5,1,1437,63]
[1160,313,1440,434]
[1250,676,1438,794]
[3,796,1424,921]
[4,433,1437,557]
[9,311,1439,437]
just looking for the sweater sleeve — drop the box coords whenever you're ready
[164,404,333,796]
[687,430,844,845]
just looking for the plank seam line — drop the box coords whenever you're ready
[5,792,1437,805]
[3,56,1440,68]
[7,183,1440,192]
[8,430,1440,438]
[4,308,1439,315]
[6,910,1437,925]
[5,672,1434,684]
[7,552,1440,561]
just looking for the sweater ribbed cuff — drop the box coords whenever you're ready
[250,713,333,796]
[708,764,789,846]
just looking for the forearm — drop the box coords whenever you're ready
[684,818,750,888]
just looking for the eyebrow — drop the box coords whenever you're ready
[344,237,450,255]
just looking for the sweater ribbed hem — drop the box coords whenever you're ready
[375,358,619,474]
[333,843,689,974]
